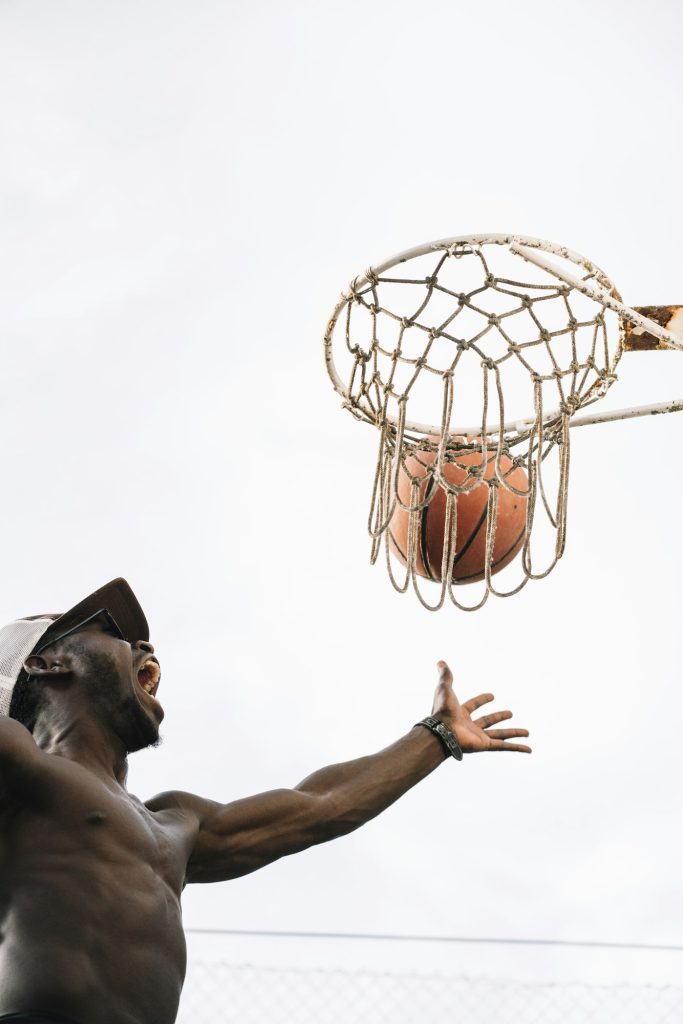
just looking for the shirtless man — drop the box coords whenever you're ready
[0,578,531,1024]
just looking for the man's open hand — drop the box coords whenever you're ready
[431,661,531,754]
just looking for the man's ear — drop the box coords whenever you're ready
[22,654,71,679]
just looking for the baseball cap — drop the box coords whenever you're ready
[0,578,149,716]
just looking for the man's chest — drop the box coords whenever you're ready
[4,760,194,896]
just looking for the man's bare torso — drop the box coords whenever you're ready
[0,627,526,1024]
[0,742,195,1024]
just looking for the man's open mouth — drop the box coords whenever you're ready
[137,658,161,698]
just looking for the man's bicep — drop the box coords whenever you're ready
[174,787,332,883]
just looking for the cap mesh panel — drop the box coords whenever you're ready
[0,619,53,716]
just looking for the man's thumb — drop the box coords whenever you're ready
[437,660,452,684]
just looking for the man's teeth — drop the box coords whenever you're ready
[138,659,160,694]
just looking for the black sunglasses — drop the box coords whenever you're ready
[34,608,125,656]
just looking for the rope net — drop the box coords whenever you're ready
[325,236,626,611]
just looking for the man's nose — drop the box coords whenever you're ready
[133,639,155,655]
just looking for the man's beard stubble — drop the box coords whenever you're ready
[118,691,162,753]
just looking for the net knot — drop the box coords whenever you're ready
[350,344,371,362]
[560,394,581,416]
[481,357,496,370]
[488,314,500,327]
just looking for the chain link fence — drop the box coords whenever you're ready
[178,958,683,1023]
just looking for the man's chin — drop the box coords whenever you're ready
[121,697,163,753]
[126,722,162,754]
[127,730,162,754]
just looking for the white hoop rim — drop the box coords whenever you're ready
[324,234,683,439]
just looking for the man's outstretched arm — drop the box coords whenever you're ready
[150,661,531,883]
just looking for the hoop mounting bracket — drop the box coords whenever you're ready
[625,306,683,351]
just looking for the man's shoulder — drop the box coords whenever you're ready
[145,788,218,821]
[0,718,53,805]
[0,716,40,763]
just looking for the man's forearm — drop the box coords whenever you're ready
[183,667,529,881]
[293,725,448,839]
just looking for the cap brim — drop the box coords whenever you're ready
[38,578,149,648]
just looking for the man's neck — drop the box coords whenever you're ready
[33,710,129,786]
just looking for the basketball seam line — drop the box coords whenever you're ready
[391,510,526,582]
[420,476,437,582]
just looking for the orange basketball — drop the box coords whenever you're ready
[388,439,528,584]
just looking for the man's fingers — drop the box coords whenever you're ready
[462,692,495,713]
[485,728,529,740]
[489,741,532,753]
[474,710,512,729]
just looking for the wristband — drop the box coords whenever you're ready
[415,716,463,761]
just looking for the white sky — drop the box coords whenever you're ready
[1,0,682,991]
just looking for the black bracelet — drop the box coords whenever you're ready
[415,716,463,761]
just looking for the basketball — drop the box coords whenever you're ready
[388,438,529,584]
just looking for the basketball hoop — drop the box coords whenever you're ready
[324,234,682,611]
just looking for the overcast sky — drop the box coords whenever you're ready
[1,0,682,995]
